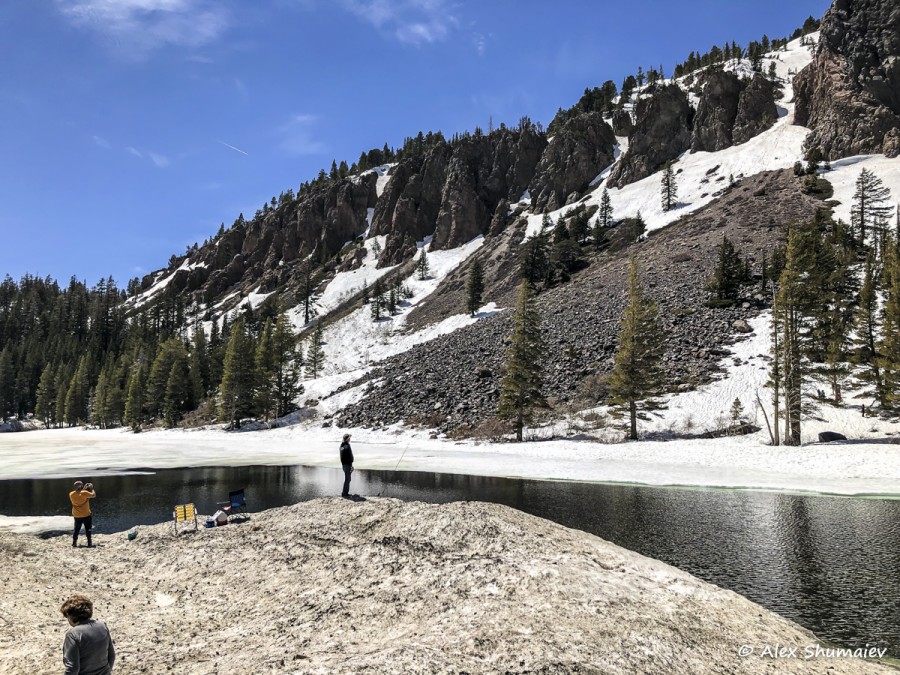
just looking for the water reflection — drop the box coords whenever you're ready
[1,465,898,656]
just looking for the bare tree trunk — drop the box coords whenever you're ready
[629,400,637,441]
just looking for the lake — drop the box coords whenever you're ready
[1,464,898,657]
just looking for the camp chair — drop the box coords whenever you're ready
[173,503,198,534]
[217,489,248,521]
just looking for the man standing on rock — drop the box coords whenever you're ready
[340,434,354,498]
[69,481,95,548]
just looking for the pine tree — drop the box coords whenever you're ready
[0,346,15,421]
[608,257,666,440]
[854,251,884,404]
[772,221,830,444]
[519,228,551,288]
[387,286,398,315]
[297,259,319,325]
[34,363,55,427]
[219,318,257,428]
[592,189,614,249]
[255,318,276,421]
[707,235,745,304]
[416,248,430,280]
[190,326,210,403]
[660,162,677,212]
[371,278,385,321]
[55,365,71,428]
[498,281,549,441]
[64,356,90,426]
[851,168,892,249]
[91,369,109,427]
[163,351,190,427]
[272,310,303,418]
[466,259,485,317]
[878,242,900,408]
[306,324,325,380]
[124,358,148,430]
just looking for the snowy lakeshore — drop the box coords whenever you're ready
[2,421,899,499]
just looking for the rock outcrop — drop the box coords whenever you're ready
[372,127,546,264]
[691,70,742,152]
[608,84,694,188]
[611,108,634,137]
[528,112,616,212]
[182,174,377,300]
[370,144,453,266]
[733,74,779,145]
[794,0,900,158]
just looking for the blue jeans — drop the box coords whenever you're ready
[342,465,352,497]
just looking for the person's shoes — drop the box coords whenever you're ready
[72,543,78,548]
[341,494,350,499]
[86,543,94,548]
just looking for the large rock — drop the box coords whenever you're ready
[733,74,779,145]
[691,70,742,152]
[529,111,616,212]
[611,108,634,137]
[608,85,694,188]
[794,0,900,158]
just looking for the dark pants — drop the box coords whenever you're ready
[341,465,352,497]
[73,515,92,546]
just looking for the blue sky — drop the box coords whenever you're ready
[0,0,830,286]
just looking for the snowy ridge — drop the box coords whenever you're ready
[525,34,820,240]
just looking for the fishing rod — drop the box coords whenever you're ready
[377,437,412,497]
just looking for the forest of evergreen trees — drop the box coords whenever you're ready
[0,276,310,430]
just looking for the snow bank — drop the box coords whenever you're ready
[7,499,888,674]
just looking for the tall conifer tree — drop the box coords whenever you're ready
[465,259,485,317]
[608,257,666,440]
[498,281,548,441]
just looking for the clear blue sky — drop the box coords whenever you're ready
[0,0,830,286]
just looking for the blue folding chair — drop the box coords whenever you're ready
[217,489,248,521]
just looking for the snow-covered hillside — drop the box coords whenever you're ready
[526,34,820,240]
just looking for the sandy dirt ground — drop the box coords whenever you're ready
[0,498,895,674]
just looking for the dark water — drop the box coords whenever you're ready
[2,465,899,657]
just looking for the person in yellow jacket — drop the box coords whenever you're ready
[69,481,96,548]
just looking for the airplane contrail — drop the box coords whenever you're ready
[217,140,248,156]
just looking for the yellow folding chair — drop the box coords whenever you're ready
[173,503,198,535]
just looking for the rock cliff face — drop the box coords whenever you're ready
[733,75,779,145]
[146,174,377,301]
[370,144,453,266]
[794,0,900,158]
[528,112,617,212]
[608,85,694,188]
[691,70,742,152]
[691,72,778,153]
[372,127,546,265]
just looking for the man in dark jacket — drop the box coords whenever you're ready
[340,433,354,498]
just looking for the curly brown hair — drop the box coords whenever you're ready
[60,595,93,623]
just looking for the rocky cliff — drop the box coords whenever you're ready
[691,71,778,152]
[608,84,694,188]
[794,0,900,158]
[528,111,617,212]
[372,126,546,266]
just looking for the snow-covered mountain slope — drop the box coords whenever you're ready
[527,34,820,240]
